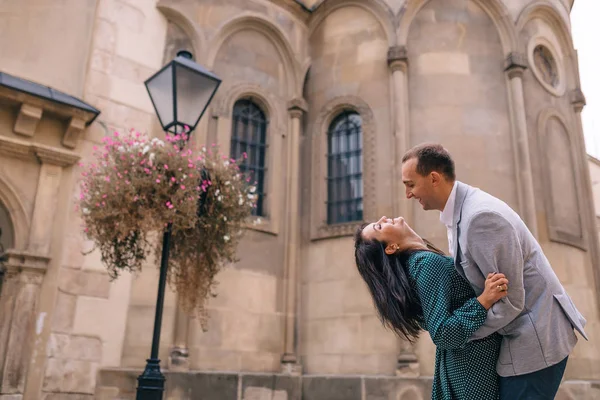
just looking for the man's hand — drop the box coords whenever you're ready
[477,272,509,310]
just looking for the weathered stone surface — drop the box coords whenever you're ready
[302,376,361,400]
[59,267,110,298]
[42,359,97,394]
[242,374,301,400]
[165,372,238,400]
[51,292,77,333]
[364,377,432,400]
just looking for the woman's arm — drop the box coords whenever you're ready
[411,252,504,350]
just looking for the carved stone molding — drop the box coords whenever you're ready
[13,103,43,137]
[387,46,408,72]
[2,249,50,283]
[62,117,86,149]
[0,136,80,167]
[570,88,586,112]
[504,52,528,79]
[288,98,308,119]
[311,96,377,240]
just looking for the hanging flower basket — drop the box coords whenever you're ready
[78,130,257,326]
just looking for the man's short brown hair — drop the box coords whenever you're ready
[402,143,456,181]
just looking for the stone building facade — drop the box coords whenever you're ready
[0,0,599,399]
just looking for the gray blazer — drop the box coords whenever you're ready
[452,181,587,377]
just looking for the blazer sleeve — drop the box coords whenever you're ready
[411,253,488,350]
[467,211,526,340]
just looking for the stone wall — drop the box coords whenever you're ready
[0,0,599,398]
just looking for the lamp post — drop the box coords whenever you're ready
[135,50,221,400]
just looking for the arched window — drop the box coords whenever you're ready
[230,99,268,216]
[327,111,363,224]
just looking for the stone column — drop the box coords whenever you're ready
[168,296,190,371]
[28,156,63,254]
[280,98,307,374]
[571,88,600,305]
[0,251,49,396]
[504,53,539,238]
[387,46,420,377]
[387,46,412,224]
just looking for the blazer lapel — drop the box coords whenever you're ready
[452,181,469,269]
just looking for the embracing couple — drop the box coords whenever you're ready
[354,144,588,400]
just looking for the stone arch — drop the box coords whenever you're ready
[536,107,585,248]
[308,0,397,47]
[310,95,377,239]
[207,13,300,99]
[397,0,519,55]
[0,176,29,250]
[516,1,578,89]
[156,1,208,57]
[218,83,284,134]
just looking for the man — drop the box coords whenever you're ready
[401,143,587,399]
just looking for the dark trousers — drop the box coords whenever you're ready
[499,357,568,400]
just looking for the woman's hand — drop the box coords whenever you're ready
[477,273,509,310]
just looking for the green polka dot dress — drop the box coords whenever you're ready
[407,251,501,400]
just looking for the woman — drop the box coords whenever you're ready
[355,216,508,400]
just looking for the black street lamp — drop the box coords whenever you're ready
[136,50,221,400]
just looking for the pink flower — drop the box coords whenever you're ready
[144,168,150,174]
[105,176,110,182]
[166,201,174,209]
[164,164,169,170]
[156,179,161,183]
[180,185,186,190]
[242,152,248,159]
[188,163,194,168]
[102,194,107,198]
[171,177,176,182]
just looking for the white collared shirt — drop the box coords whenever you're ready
[440,181,458,256]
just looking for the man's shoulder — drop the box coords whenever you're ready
[460,185,516,223]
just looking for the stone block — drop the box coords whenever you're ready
[417,52,470,75]
[302,354,342,375]
[108,75,155,114]
[85,70,112,99]
[304,280,345,319]
[52,291,77,333]
[188,347,241,371]
[359,315,397,354]
[342,278,375,315]
[364,376,432,400]
[59,267,111,298]
[42,394,93,400]
[165,372,238,400]
[239,351,279,372]
[111,55,155,83]
[42,358,97,394]
[243,387,288,400]
[97,0,145,32]
[303,317,361,355]
[65,335,102,361]
[93,18,117,52]
[89,49,114,75]
[302,376,361,400]
[46,333,70,358]
[241,374,301,400]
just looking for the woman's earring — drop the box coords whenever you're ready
[391,244,399,251]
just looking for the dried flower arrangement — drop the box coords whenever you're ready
[78,130,257,326]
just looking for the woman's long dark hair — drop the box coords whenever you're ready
[353,223,444,342]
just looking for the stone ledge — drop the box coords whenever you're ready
[94,369,600,400]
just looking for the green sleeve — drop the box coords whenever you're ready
[411,252,488,350]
